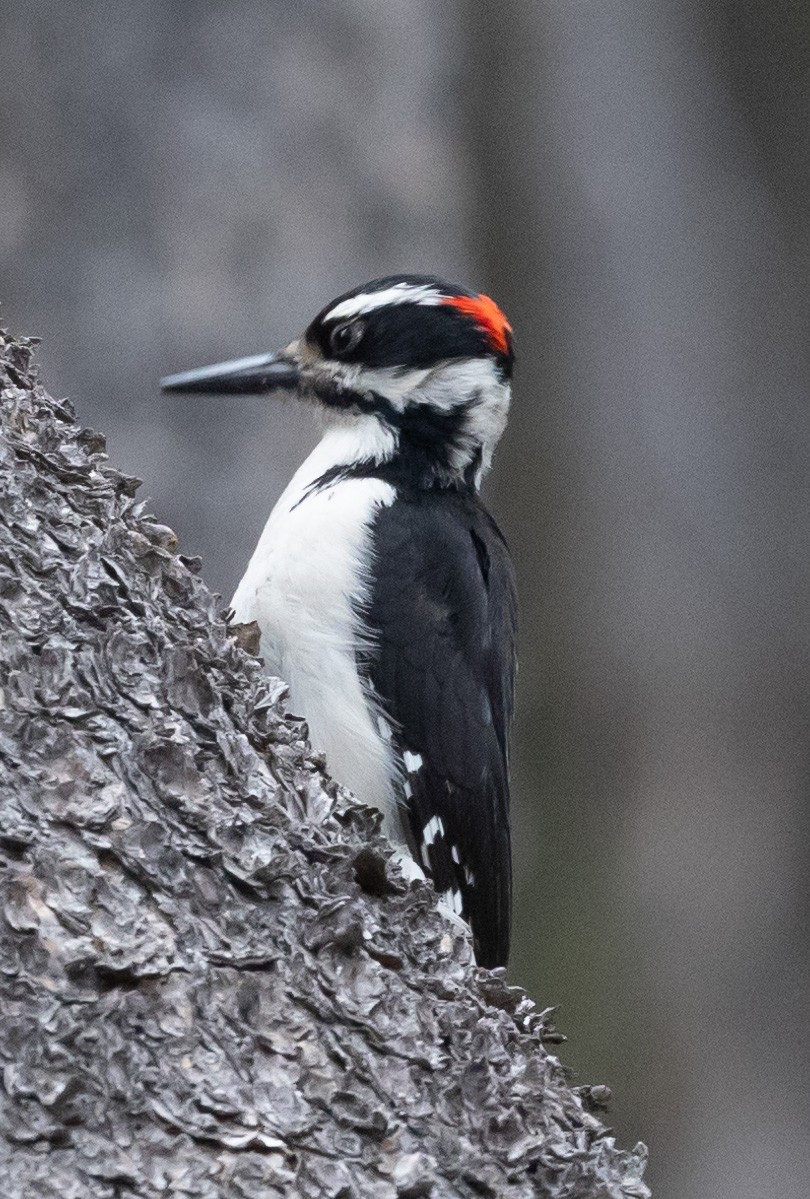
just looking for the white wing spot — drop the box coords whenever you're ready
[451,845,460,865]
[403,750,423,774]
[403,779,413,800]
[464,866,475,886]
[376,716,393,744]
[441,887,464,916]
[423,815,444,846]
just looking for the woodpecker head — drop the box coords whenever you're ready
[162,274,514,487]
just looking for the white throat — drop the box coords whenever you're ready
[288,415,397,498]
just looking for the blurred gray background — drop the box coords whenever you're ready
[2,2,809,1195]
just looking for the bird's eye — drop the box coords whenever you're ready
[329,320,364,357]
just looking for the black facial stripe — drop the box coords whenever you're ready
[312,380,470,450]
[296,454,474,507]
[308,377,402,424]
[308,304,502,372]
[293,391,474,499]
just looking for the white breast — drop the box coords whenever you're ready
[230,423,402,837]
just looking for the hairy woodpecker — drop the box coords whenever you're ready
[161,275,517,967]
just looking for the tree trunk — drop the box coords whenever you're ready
[0,332,649,1198]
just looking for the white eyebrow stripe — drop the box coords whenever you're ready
[327,283,445,321]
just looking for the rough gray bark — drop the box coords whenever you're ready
[0,332,650,1199]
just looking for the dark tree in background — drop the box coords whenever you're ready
[1,4,808,1197]
[466,6,810,1196]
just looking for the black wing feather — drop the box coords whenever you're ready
[365,487,517,967]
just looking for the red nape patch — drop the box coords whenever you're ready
[442,293,512,355]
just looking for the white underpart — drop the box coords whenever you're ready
[230,421,404,839]
[326,283,444,321]
[441,887,464,917]
[391,847,426,885]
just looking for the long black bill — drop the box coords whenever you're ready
[160,351,299,395]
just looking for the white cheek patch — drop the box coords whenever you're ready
[359,366,432,407]
[327,283,444,321]
[307,359,429,417]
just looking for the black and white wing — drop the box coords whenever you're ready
[365,488,517,967]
